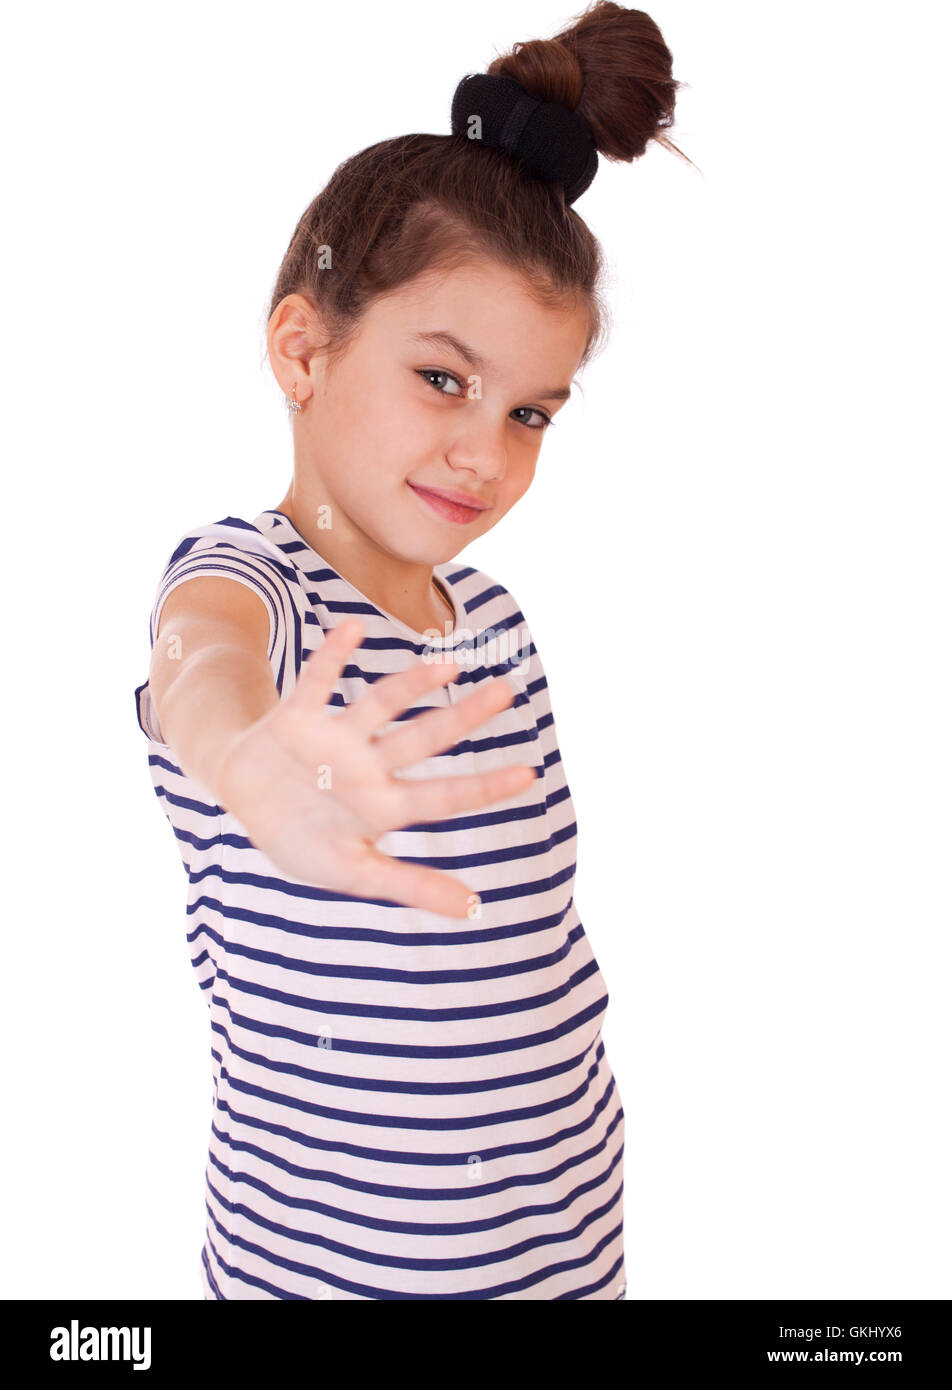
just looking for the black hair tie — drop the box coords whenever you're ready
[450,72,598,205]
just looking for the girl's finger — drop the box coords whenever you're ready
[292,618,365,709]
[396,762,538,826]
[345,653,463,737]
[372,675,519,772]
[344,841,479,920]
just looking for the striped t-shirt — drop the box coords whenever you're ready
[134,507,626,1300]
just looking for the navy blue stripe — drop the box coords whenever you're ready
[204,858,576,912]
[152,777,570,834]
[209,1094,623,1200]
[155,556,282,655]
[185,890,574,952]
[210,991,608,1064]
[208,1020,604,1098]
[213,952,601,1026]
[207,1135,623,1239]
[216,1044,614,1138]
[215,1071,620,1170]
[196,817,576,873]
[204,1167,622,1274]
[208,1095,619,1206]
[204,1200,623,1300]
[201,1242,225,1299]
[555,1249,626,1301]
[191,917,587,990]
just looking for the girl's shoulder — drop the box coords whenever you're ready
[439,558,531,636]
[161,514,300,576]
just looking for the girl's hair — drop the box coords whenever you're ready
[266,2,688,374]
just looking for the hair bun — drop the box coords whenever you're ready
[451,72,598,205]
[487,3,684,167]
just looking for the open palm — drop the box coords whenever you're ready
[215,616,537,918]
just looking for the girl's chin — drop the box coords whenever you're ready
[364,513,460,567]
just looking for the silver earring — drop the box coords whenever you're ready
[286,382,302,415]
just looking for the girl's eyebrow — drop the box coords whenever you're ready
[410,329,573,402]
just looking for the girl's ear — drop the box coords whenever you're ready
[268,292,327,405]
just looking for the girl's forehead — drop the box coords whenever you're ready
[387,257,555,308]
[366,267,590,356]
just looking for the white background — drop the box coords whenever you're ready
[2,0,949,1299]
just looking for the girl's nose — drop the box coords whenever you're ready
[445,430,508,484]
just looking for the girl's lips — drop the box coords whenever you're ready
[408,482,487,525]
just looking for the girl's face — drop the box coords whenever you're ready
[286,259,591,565]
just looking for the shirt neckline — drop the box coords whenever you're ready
[253,508,467,645]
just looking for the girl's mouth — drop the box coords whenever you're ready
[407,482,488,526]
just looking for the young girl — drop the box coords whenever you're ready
[134,1,684,1300]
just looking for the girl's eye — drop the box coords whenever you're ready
[418,368,465,397]
[416,369,553,431]
[511,406,552,431]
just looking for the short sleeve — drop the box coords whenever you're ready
[134,518,303,747]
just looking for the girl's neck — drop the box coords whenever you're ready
[273,488,455,635]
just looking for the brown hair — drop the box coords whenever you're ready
[265,2,689,375]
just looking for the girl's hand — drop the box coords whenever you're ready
[214,617,536,919]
